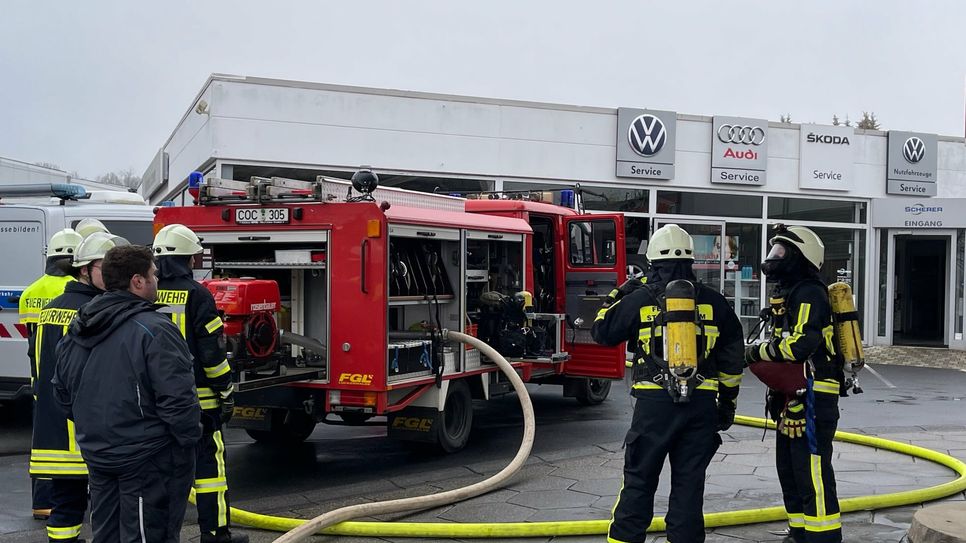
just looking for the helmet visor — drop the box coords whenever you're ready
[765,243,787,261]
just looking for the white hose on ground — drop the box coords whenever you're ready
[272,330,536,543]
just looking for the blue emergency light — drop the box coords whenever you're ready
[50,184,87,200]
[560,189,575,209]
[188,171,204,200]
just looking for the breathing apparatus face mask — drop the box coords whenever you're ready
[761,242,800,281]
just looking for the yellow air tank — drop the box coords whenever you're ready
[828,282,865,390]
[664,280,698,378]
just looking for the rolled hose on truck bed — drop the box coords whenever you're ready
[192,331,966,540]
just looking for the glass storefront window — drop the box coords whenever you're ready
[580,187,648,213]
[723,223,763,339]
[810,226,866,319]
[957,229,964,336]
[878,230,888,337]
[768,197,867,224]
[501,182,648,213]
[657,191,762,219]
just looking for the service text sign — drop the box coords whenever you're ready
[798,124,854,192]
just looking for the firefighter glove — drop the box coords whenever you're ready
[219,391,235,425]
[716,400,736,431]
[778,400,806,439]
[744,342,762,365]
[604,277,645,307]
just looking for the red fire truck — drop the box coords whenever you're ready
[154,172,627,452]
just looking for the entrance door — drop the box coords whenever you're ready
[654,220,726,293]
[891,232,951,347]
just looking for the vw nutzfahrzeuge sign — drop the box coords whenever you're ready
[711,116,768,186]
[798,124,855,191]
[616,108,676,180]
[887,131,937,196]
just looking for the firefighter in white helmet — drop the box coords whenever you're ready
[20,228,83,519]
[73,218,109,239]
[30,232,128,542]
[592,224,744,543]
[153,224,246,543]
[745,224,841,543]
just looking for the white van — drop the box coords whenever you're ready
[0,184,156,402]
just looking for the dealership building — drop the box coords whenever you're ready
[142,74,966,351]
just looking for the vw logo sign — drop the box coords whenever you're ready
[628,114,667,157]
[903,137,925,164]
[717,124,766,145]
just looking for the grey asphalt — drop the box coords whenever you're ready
[2,363,965,542]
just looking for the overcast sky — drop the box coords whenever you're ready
[1,0,964,179]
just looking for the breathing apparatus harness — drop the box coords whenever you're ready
[632,279,710,403]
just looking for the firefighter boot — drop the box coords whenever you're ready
[201,528,249,543]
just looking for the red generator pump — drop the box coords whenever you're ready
[204,278,282,371]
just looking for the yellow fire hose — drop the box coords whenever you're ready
[196,329,966,539]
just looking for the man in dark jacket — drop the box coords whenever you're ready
[592,224,744,543]
[53,245,201,543]
[30,233,127,543]
[153,224,245,543]
[745,225,841,543]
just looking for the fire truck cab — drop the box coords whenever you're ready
[154,173,627,452]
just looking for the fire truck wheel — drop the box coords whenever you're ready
[575,378,612,406]
[245,409,317,444]
[437,380,473,453]
[627,254,648,279]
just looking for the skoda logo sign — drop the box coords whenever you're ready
[627,114,667,157]
[903,137,925,164]
[717,124,766,145]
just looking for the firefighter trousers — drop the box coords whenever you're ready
[33,478,54,511]
[195,417,232,536]
[46,478,88,542]
[608,389,719,543]
[775,394,841,543]
[88,443,195,543]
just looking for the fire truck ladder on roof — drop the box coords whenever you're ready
[197,175,466,212]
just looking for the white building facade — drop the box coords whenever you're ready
[142,74,966,350]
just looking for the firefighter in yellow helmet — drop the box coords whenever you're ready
[592,224,744,543]
[30,232,128,542]
[153,224,246,543]
[745,224,841,543]
[20,228,83,519]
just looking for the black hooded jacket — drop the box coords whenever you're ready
[52,290,201,471]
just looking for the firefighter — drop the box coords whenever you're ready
[153,224,245,543]
[30,232,128,542]
[73,218,109,239]
[592,224,744,543]
[21,228,83,520]
[745,224,841,543]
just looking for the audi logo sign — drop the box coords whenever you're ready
[711,116,768,186]
[627,114,667,157]
[902,137,925,164]
[717,124,766,145]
